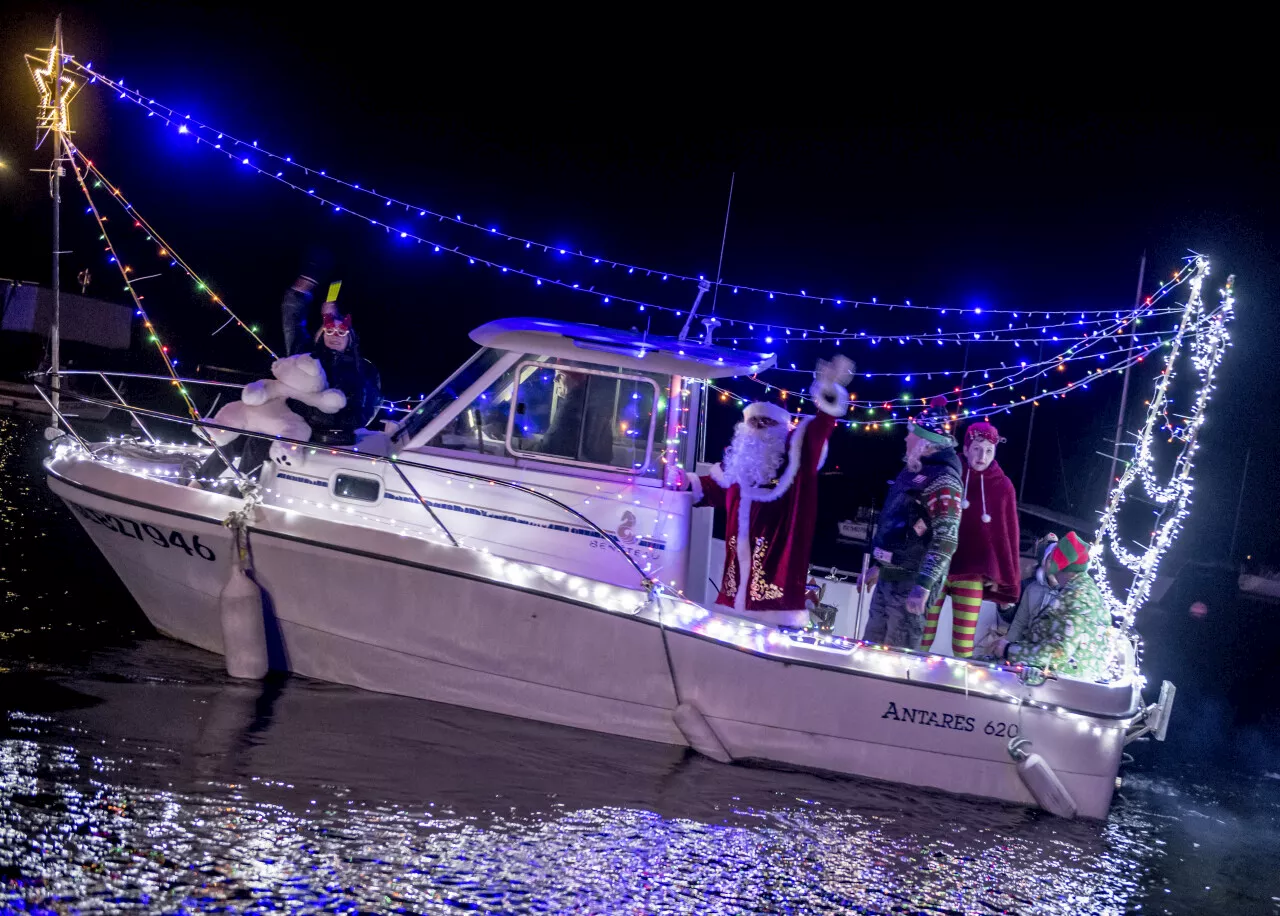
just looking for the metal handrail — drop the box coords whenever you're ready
[44,369,404,426]
[33,382,655,588]
[30,370,249,484]
[41,368,248,389]
[95,372,158,444]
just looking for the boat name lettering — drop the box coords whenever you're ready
[67,501,216,561]
[880,701,976,732]
[880,702,1020,738]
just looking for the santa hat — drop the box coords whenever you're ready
[964,420,1005,448]
[908,396,956,447]
[1043,531,1090,577]
[743,400,792,427]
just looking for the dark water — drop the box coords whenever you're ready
[3,414,1279,915]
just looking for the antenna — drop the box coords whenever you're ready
[677,172,736,342]
[709,172,735,316]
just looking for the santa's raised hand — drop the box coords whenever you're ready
[815,355,855,388]
[811,355,855,417]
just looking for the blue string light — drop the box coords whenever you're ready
[73,56,1199,320]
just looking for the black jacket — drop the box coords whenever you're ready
[282,286,381,445]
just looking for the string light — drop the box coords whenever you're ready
[71,56,1197,320]
[1093,258,1233,632]
[710,337,1167,431]
[65,141,277,358]
[141,127,693,319]
[721,309,1178,350]
[65,151,206,424]
[760,325,1173,382]
[716,314,1176,415]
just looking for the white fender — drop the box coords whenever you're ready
[1010,737,1077,818]
[219,545,268,680]
[673,702,732,763]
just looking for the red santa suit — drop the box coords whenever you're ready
[692,380,847,619]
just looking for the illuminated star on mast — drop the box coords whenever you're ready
[26,40,81,148]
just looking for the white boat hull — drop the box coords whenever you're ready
[49,456,1140,818]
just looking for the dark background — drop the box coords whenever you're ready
[2,4,1276,575]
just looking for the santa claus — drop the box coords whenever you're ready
[922,419,1021,657]
[688,356,853,627]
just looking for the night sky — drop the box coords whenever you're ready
[2,5,1277,568]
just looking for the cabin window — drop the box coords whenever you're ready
[394,347,506,444]
[506,363,661,474]
[422,359,542,457]
[333,473,381,503]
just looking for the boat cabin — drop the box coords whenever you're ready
[392,318,774,482]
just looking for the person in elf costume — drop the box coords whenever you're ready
[688,355,854,627]
[922,420,1021,658]
[986,531,1114,680]
[861,396,964,649]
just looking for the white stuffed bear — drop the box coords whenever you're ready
[204,354,346,447]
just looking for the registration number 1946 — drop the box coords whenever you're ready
[68,501,216,562]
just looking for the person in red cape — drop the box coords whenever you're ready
[687,356,854,627]
[922,419,1021,657]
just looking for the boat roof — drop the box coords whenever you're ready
[469,317,776,379]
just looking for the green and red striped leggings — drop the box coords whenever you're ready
[923,577,985,658]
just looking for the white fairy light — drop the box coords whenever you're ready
[1093,258,1235,631]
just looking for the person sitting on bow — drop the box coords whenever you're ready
[282,273,382,446]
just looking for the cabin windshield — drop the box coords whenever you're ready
[417,354,671,478]
[393,348,506,445]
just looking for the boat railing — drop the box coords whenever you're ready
[29,374,656,589]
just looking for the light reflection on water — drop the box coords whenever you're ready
[2,415,1279,915]
[1,660,1143,916]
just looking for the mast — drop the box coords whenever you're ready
[1017,341,1043,502]
[1228,446,1251,565]
[1105,253,1146,497]
[50,15,63,424]
[1018,400,1035,502]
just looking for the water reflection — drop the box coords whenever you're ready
[4,645,1148,915]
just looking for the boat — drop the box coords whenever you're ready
[43,315,1178,820]
[2,277,135,423]
[26,22,1208,818]
[1239,572,1280,602]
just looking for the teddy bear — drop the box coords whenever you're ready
[203,353,346,447]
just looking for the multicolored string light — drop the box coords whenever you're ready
[64,149,204,421]
[709,335,1171,431]
[715,300,1180,413]
[65,141,277,358]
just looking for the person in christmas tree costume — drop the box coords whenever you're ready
[922,420,1021,658]
[688,355,854,627]
[861,396,963,649]
[986,531,1114,680]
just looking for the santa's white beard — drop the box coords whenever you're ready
[721,423,788,487]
